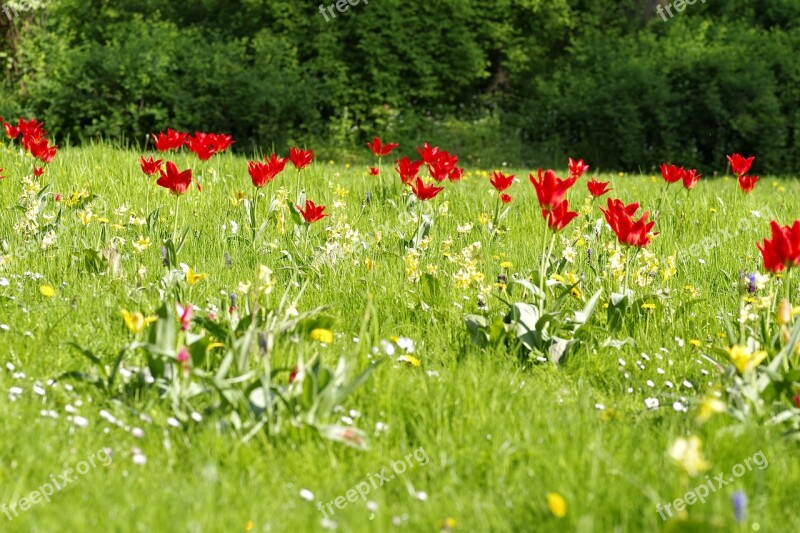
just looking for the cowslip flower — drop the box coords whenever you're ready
[289,147,314,170]
[586,178,611,197]
[152,128,187,152]
[139,156,163,176]
[156,162,193,195]
[543,201,578,232]
[529,169,577,211]
[738,175,759,193]
[757,220,800,273]
[395,157,423,184]
[568,158,589,179]
[600,198,656,247]
[367,137,399,157]
[249,154,288,187]
[297,200,328,223]
[490,171,515,192]
[410,177,444,201]
[727,153,755,177]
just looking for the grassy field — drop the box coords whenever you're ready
[1,142,800,532]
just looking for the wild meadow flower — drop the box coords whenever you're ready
[39,285,55,298]
[120,310,157,334]
[695,395,726,424]
[310,328,334,344]
[546,492,567,518]
[184,267,208,286]
[668,436,711,477]
[725,345,768,374]
[731,491,747,523]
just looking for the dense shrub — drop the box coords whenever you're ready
[2,0,799,172]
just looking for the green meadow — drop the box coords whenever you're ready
[1,142,800,532]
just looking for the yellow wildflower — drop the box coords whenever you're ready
[310,328,334,344]
[546,492,567,518]
[120,310,157,334]
[668,436,711,477]
[185,267,208,286]
[39,285,55,298]
[725,345,768,374]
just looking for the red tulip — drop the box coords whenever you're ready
[156,161,193,195]
[395,157,423,184]
[757,220,800,273]
[490,171,515,192]
[249,154,288,187]
[727,153,755,177]
[297,200,328,223]
[33,166,45,178]
[682,169,702,190]
[738,175,759,193]
[543,200,579,232]
[529,169,577,211]
[0,168,5,180]
[209,133,234,153]
[600,198,656,248]
[587,178,611,197]
[153,129,188,152]
[139,156,164,176]
[27,137,57,163]
[367,137,399,157]
[289,147,314,170]
[500,193,513,204]
[660,163,685,184]
[428,150,459,182]
[447,167,464,182]
[410,177,444,201]
[185,133,216,161]
[416,143,440,165]
[568,158,590,179]
[3,121,20,139]
[369,167,380,176]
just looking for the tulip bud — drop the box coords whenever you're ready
[778,299,792,326]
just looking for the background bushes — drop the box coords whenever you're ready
[1,0,799,172]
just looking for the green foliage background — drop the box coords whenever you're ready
[1,0,799,171]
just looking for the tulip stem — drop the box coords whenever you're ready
[173,195,180,244]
